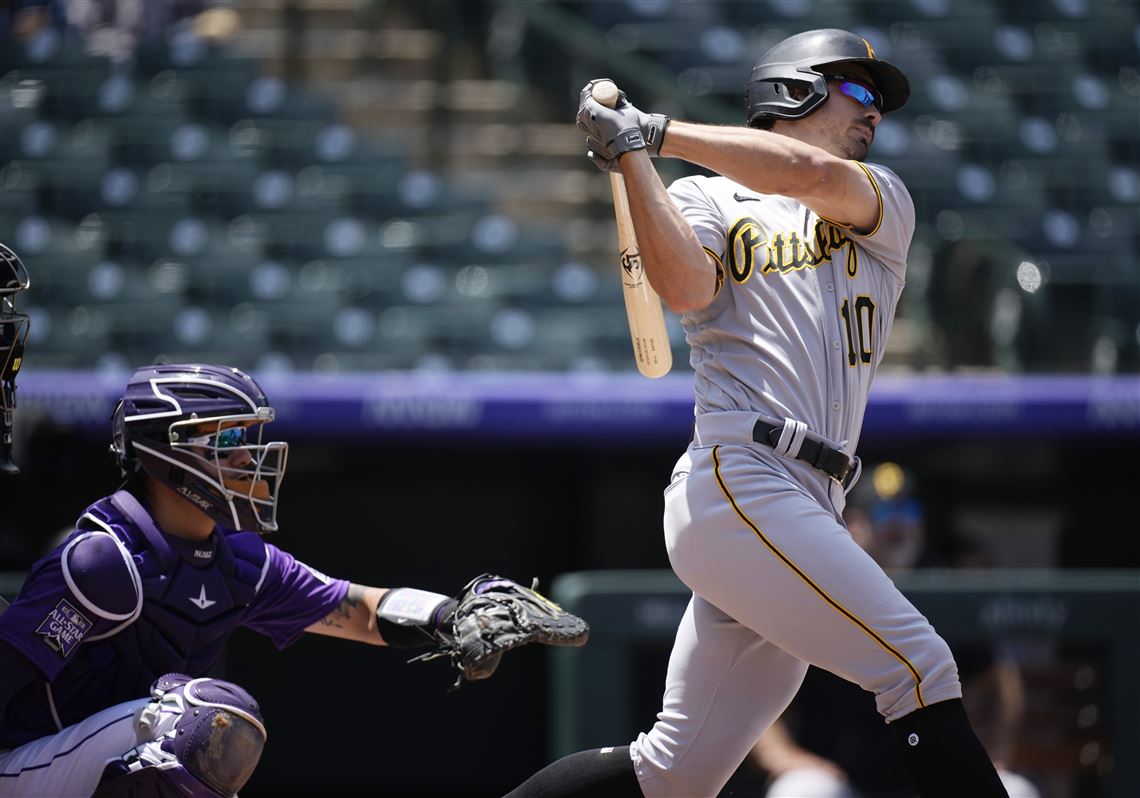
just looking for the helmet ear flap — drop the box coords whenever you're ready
[782,80,813,102]
[746,73,828,127]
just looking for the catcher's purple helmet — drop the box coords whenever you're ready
[111,364,288,533]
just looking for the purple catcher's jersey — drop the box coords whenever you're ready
[0,490,348,748]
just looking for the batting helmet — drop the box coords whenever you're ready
[745,28,910,127]
[111,363,288,533]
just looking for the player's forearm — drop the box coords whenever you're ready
[751,719,841,777]
[751,720,798,769]
[662,121,830,194]
[305,583,387,645]
[660,121,876,230]
[992,660,1026,764]
[620,150,717,313]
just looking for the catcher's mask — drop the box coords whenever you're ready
[110,363,288,533]
[1,243,31,475]
[745,28,910,127]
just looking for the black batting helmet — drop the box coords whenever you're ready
[745,28,910,127]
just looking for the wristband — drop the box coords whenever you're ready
[375,587,456,648]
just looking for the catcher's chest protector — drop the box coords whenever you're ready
[33,493,266,735]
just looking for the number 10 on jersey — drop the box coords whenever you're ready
[840,296,876,366]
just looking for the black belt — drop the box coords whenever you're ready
[751,419,858,488]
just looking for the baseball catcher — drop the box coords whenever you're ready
[0,362,587,797]
[384,574,590,689]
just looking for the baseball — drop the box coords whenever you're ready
[591,80,620,109]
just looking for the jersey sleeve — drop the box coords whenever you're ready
[668,176,728,259]
[241,544,349,649]
[0,639,40,720]
[0,533,139,680]
[847,162,914,278]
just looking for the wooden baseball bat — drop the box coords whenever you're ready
[591,80,672,379]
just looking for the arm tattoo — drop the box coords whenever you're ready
[319,584,365,629]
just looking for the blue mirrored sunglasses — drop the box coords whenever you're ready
[825,76,881,111]
[188,426,247,449]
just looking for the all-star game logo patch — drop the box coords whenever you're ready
[35,599,93,657]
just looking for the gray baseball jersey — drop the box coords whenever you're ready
[628,163,964,797]
[674,161,911,455]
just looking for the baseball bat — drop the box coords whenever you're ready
[591,80,672,379]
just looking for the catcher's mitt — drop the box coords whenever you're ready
[411,574,589,689]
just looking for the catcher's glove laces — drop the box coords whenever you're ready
[410,574,590,690]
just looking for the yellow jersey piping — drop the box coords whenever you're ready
[817,163,885,238]
[852,162,884,237]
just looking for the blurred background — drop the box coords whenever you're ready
[0,0,1137,795]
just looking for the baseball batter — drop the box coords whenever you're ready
[0,363,582,797]
[507,29,1009,798]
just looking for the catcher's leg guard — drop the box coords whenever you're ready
[94,673,267,798]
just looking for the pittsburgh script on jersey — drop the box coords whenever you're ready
[727,217,857,281]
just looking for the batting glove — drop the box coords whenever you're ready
[577,81,670,158]
[584,136,619,173]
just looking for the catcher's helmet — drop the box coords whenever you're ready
[1,244,31,396]
[111,363,288,533]
[745,28,910,127]
[1,244,31,475]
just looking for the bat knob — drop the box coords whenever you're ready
[591,80,620,109]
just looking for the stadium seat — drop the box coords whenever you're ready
[2,0,1131,375]
[21,303,112,368]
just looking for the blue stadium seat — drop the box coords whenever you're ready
[1,27,104,72]
[21,303,112,368]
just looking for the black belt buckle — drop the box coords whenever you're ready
[813,445,850,484]
[837,457,857,489]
